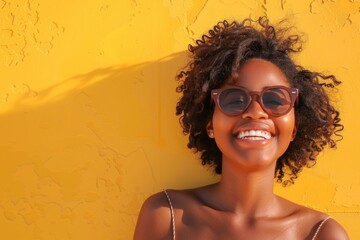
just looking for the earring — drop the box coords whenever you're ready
[208,131,214,138]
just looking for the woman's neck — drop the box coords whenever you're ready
[211,159,278,218]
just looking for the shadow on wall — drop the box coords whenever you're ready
[0,52,216,239]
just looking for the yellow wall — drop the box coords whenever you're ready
[0,0,359,239]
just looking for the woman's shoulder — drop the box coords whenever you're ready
[133,191,174,240]
[135,187,205,217]
[133,188,204,240]
[279,197,349,240]
[302,208,349,240]
[310,216,349,240]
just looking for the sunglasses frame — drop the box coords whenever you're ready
[211,85,299,117]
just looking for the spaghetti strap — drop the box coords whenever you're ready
[163,190,176,240]
[311,216,331,240]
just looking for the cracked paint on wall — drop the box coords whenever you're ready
[309,0,360,28]
[0,0,359,239]
[0,0,64,66]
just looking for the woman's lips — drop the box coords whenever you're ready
[236,130,272,140]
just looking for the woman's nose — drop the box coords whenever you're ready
[241,98,269,119]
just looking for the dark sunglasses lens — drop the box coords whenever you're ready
[262,88,292,115]
[219,89,249,115]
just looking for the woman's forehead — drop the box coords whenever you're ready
[227,58,290,88]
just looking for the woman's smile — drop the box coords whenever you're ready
[236,130,271,140]
[233,122,274,147]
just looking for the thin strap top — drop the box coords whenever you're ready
[311,216,331,240]
[163,190,331,240]
[163,190,176,240]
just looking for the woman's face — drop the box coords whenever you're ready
[210,58,296,172]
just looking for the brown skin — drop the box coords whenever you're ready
[133,59,349,240]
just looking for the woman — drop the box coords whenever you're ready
[134,17,348,240]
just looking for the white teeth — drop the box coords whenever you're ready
[237,130,271,140]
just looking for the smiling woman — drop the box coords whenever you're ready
[133,16,348,240]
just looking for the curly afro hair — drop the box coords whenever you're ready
[175,16,343,185]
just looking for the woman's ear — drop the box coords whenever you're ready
[206,121,214,138]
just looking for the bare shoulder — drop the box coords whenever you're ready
[133,191,173,240]
[133,187,210,239]
[276,197,349,239]
[297,206,349,240]
[312,217,349,240]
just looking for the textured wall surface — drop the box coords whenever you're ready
[0,0,359,239]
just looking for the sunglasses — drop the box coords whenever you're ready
[211,86,298,117]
